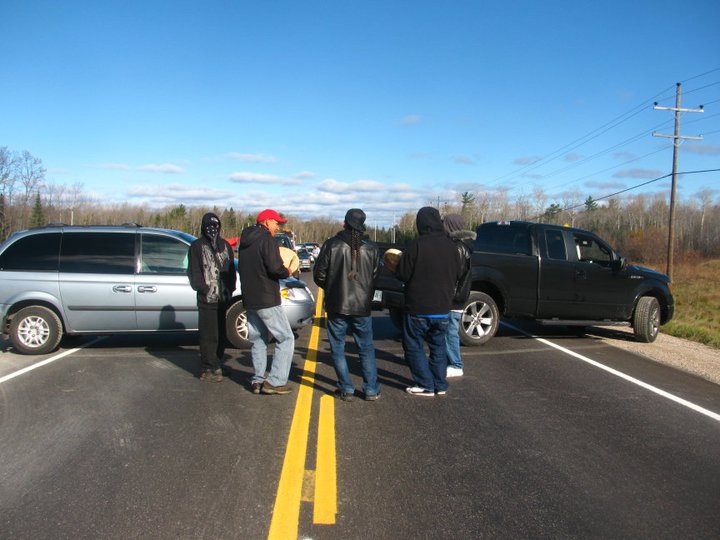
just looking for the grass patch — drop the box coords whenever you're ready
[656,259,720,349]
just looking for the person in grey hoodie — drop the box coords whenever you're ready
[443,214,475,378]
[187,212,236,382]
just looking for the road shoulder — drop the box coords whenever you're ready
[591,326,720,386]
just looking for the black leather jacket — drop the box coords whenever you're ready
[449,229,476,309]
[313,230,380,316]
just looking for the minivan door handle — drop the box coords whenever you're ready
[112,285,132,293]
[137,285,157,293]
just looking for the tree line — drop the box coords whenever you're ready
[2,146,718,264]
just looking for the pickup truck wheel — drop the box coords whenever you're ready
[9,306,63,355]
[633,296,660,343]
[459,292,499,346]
[226,301,250,348]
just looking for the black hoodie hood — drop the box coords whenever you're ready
[415,206,444,235]
[201,212,221,246]
[238,224,268,250]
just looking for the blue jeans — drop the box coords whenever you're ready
[247,305,295,387]
[445,310,463,369]
[402,313,449,392]
[326,314,379,396]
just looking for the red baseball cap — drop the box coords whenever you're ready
[256,209,287,223]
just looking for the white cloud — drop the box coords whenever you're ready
[613,168,662,179]
[453,155,475,165]
[585,180,626,190]
[228,172,300,185]
[513,156,542,166]
[137,163,185,174]
[400,114,422,126]
[293,171,316,180]
[98,163,131,170]
[226,152,278,163]
[684,143,720,156]
[613,151,636,161]
[126,184,235,204]
[564,152,583,162]
[317,179,385,193]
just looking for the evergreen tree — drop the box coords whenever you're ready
[584,196,598,212]
[30,192,45,228]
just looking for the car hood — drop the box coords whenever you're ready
[627,264,671,283]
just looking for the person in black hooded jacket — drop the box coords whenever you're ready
[396,206,463,397]
[314,208,381,401]
[237,208,294,395]
[187,212,236,382]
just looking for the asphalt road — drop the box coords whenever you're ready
[2,276,720,539]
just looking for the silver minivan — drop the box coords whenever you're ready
[0,224,315,355]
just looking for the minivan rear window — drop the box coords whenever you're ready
[0,232,61,271]
[59,232,135,274]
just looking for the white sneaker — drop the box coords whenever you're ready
[405,386,435,397]
[446,366,464,378]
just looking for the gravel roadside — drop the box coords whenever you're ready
[589,326,720,386]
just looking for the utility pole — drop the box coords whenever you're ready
[652,82,703,280]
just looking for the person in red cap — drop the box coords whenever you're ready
[237,209,295,395]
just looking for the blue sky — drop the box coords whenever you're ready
[2,0,719,228]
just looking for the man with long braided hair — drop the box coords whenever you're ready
[314,209,381,401]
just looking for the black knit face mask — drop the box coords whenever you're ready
[204,223,219,241]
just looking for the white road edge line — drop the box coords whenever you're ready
[501,322,720,423]
[0,337,105,385]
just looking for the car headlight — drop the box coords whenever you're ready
[281,286,313,302]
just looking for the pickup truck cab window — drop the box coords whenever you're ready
[573,233,612,266]
[545,230,567,260]
[475,223,532,256]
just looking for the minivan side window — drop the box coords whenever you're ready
[59,232,135,274]
[140,234,189,274]
[0,232,62,271]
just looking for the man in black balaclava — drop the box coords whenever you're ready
[395,207,463,397]
[188,212,236,381]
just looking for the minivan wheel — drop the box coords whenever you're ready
[9,306,63,355]
[459,291,500,346]
[226,301,250,348]
[633,296,660,343]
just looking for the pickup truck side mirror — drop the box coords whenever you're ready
[610,257,626,272]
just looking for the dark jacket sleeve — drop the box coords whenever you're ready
[223,241,237,294]
[262,235,290,280]
[313,241,331,289]
[396,241,418,283]
[451,240,472,307]
[187,241,209,295]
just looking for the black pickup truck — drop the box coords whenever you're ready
[375,220,674,345]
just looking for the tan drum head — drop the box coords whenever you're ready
[383,248,402,273]
[279,246,300,274]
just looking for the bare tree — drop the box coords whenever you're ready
[16,151,46,228]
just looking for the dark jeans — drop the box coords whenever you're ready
[326,313,379,396]
[198,302,227,372]
[402,313,449,392]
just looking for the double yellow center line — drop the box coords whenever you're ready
[268,288,337,539]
